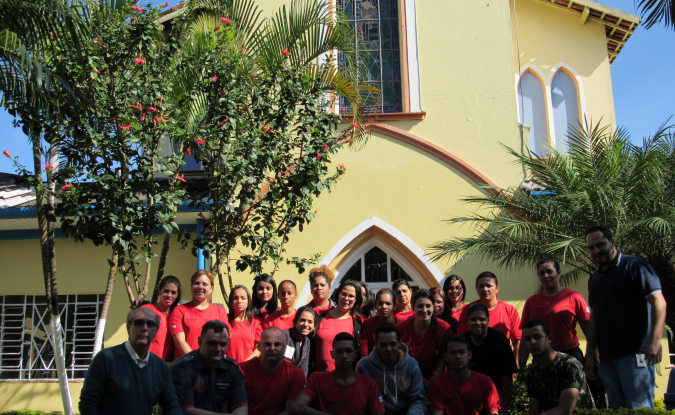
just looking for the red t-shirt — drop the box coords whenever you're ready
[313,302,333,316]
[262,310,297,331]
[240,358,305,415]
[397,317,452,378]
[457,300,522,343]
[314,314,354,372]
[227,316,263,363]
[141,304,173,361]
[451,304,466,321]
[301,372,385,415]
[359,315,407,357]
[428,371,499,415]
[519,288,590,351]
[394,308,415,320]
[169,302,228,360]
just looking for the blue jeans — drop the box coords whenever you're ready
[598,354,655,409]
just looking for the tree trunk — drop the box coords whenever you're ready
[92,248,119,356]
[151,231,172,304]
[33,140,74,415]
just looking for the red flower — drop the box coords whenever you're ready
[221,17,230,24]
[161,2,169,6]
[153,116,161,122]
[175,176,187,183]
[197,212,205,218]
[134,58,146,65]
[211,75,218,82]
[281,49,291,56]
[98,45,103,49]
[186,148,192,155]
[338,164,346,170]
[260,126,270,134]
[322,143,327,150]
[3,150,10,157]
[93,38,99,43]
[341,108,345,114]
[196,138,206,145]
[350,122,359,129]
[235,107,238,110]
[61,183,74,191]
[146,107,157,113]
[140,113,146,121]
[241,46,247,52]
[96,70,101,74]
[220,119,228,126]
[162,118,167,124]
[348,138,353,143]
[214,25,220,31]
[131,104,143,110]
[219,92,226,98]
[317,153,322,159]
[45,164,53,172]
[119,125,132,131]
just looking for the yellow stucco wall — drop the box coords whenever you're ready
[510,0,617,125]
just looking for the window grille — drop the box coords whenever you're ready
[0,294,103,381]
[337,0,403,114]
[339,246,419,291]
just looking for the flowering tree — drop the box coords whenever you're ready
[53,1,188,354]
[172,0,375,300]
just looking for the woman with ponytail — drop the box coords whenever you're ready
[226,285,262,362]
[397,289,452,385]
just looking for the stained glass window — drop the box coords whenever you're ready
[337,0,403,114]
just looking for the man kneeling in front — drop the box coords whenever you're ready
[523,319,595,415]
[291,332,385,415]
[170,320,248,415]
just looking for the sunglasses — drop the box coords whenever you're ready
[132,319,157,328]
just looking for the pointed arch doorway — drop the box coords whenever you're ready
[297,217,446,306]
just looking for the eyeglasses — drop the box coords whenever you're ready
[132,319,157,328]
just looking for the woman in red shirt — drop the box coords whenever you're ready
[359,288,399,356]
[457,272,521,358]
[312,279,363,373]
[170,270,228,359]
[308,265,335,316]
[397,289,452,384]
[227,285,262,362]
[517,257,591,367]
[251,274,277,319]
[263,280,298,331]
[392,279,414,320]
[430,287,458,334]
[443,275,466,321]
[141,275,181,361]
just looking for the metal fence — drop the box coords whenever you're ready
[0,294,102,380]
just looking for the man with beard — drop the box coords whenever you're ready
[584,226,666,409]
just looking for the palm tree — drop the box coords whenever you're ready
[429,120,675,328]
[638,0,675,29]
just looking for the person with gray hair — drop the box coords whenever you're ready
[79,307,181,415]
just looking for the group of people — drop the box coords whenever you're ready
[78,226,666,415]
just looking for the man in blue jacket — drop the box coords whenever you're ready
[356,324,427,415]
[79,307,181,415]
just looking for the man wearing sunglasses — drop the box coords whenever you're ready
[80,307,182,415]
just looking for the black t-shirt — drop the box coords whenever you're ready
[463,327,518,392]
[588,252,662,357]
[170,350,247,412]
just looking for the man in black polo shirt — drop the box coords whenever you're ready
[584,226,666,409]
[170,320,248,415]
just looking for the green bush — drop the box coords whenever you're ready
[0,411,63,415]
[577,408,674,415]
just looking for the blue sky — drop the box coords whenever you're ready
[1,0,673,174]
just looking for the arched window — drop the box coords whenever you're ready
[336,241,421,291]
[551,70,581,154]
[517,71,549,157]
[337,0,403,114]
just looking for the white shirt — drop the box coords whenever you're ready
[124,341,149,368]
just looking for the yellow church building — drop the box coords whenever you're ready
[1,0,662,410]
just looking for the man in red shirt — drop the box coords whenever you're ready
[429,335,499,415]
[291,332,385,415]
[240,327,305,415]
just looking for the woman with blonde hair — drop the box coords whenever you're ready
[308,265,335,316]
[170,270,228,359]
